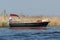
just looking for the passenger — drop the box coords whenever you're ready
[9,17,12,23]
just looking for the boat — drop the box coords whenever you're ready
[9,22,49,29]
[9,14,49,29]
[9,22,49,27]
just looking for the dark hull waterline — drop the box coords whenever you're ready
[10,27,46,30]
[9,22,49,27]
[9,22,49,29]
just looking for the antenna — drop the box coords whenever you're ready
[2,10,7,20]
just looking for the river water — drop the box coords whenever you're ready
[0,26,60,40]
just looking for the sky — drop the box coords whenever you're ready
[0,0,60,16]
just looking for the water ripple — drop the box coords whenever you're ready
[0,27,60,40]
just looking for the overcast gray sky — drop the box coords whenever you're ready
[0,0,60,16]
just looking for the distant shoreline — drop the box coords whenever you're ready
[0,16,60,27]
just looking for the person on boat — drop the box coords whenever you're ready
[9,16,12,23]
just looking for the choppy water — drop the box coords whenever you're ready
[0,26,60,40]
